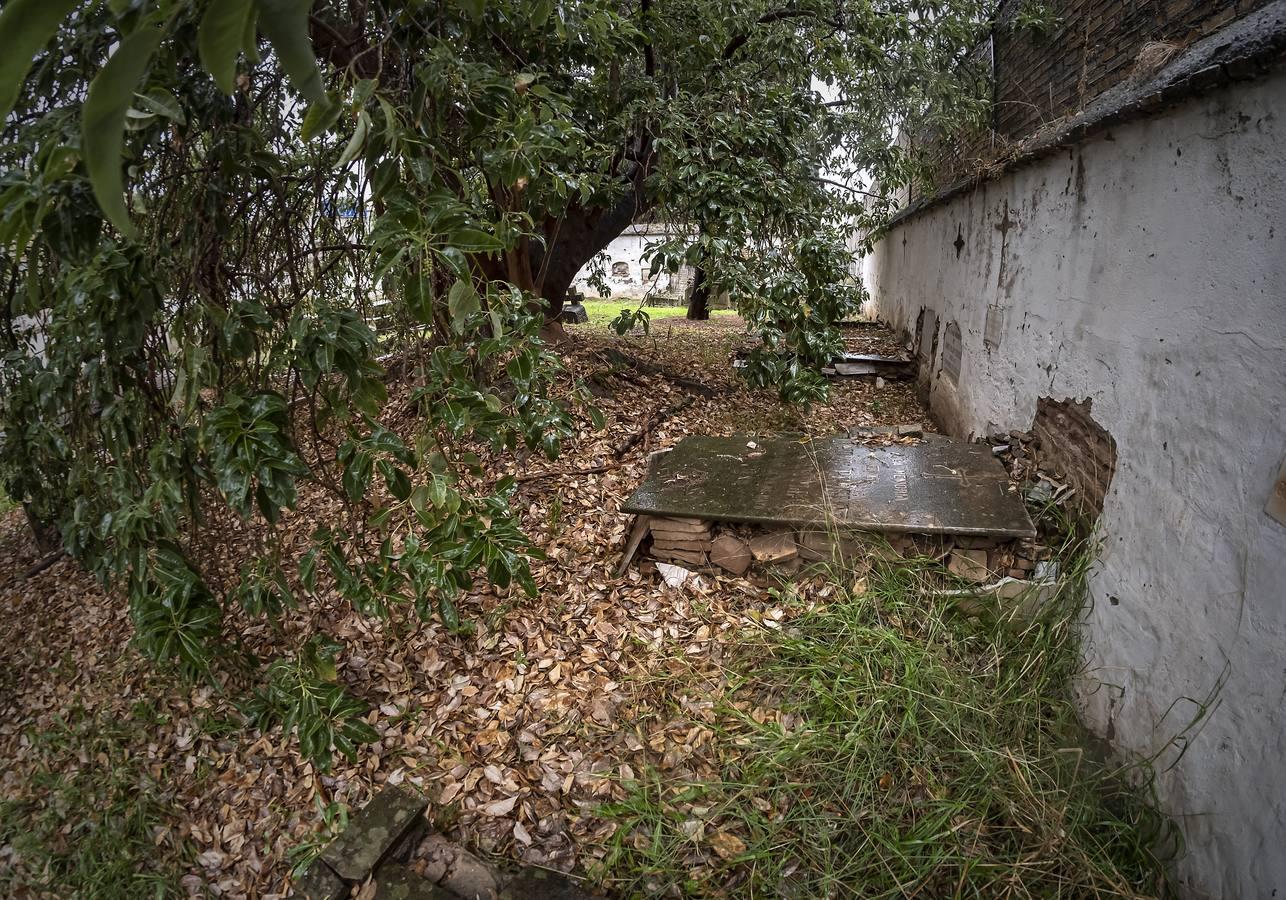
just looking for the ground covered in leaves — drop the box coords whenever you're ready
[0,320,1171,898]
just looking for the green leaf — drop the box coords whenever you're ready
[135,87,185,124]
[254,0,325,103]
[300,95,341,141]
[459,0,485,21]
[335,110,370,169]
[0,0,81,123]
[199,0,255,95]
[82,22,166,238]
[447,279,480,332]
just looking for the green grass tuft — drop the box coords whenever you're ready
[0,703,192,898]
[593,528,1175,897]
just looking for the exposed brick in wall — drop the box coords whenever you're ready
[1031,397,1118,516]
[992,0,1268,142]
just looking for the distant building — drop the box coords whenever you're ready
[572,223,697,302]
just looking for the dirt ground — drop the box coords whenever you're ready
[0,320,927,897]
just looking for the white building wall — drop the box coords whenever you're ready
[863,70,1286,899]
[572,225,694,300]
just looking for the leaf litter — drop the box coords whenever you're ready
[0,320,1162,897]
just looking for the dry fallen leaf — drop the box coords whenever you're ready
[709,831,747,860]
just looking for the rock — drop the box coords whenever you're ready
[709,534,752,575]
[897,423,923,438]
[321,785,428,882]
[414,834,500,899]
[948,549,991,583]
[749,531,798,563]
[875,376,886,389]
[558,301,588,324]
[796,530,861,563]
[293,862,348,900]
[375,864,456,899]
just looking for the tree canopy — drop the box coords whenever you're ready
[0,0,992,764]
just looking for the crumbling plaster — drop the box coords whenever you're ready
[863,70,1286,899]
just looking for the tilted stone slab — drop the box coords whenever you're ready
[321,784,428,882]
[623,434,1035,539]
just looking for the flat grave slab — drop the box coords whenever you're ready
[623,434,1036,538]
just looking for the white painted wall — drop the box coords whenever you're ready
[864,70,1286,899]
[572,225,695,300]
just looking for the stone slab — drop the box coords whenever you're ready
[294,861,348,900]
[321,785,428,882]
[622,434,1036,539]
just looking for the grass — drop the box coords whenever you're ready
[592,520,1175,897]
[577,299,737,328]
[0,701,192,898]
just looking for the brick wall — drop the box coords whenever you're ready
[1031,397,1118,516]
[992,0,1268,141]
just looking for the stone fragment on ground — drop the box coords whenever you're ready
[414,833,500,899]
[709,533,752,574]
[948,548,991,583]
[748,531,798,563]
[321,785,428,882]
[294,861,348,900]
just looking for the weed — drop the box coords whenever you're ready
[287,796,350,878]
[593,533,1175,897]
[0,704,192,898]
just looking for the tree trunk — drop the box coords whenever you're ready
[686,266,710,320]
[22,503,61,555]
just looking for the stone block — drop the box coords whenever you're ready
[749,531,798,562]
[321,785,428,882]
[293,861,348,900]
[649,537,712,552]
[652,517,712,536]
[709,533,752,575]
[948,549,991,583]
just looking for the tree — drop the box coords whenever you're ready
[0,0,992,764]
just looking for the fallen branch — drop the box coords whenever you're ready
[593,348,725,398]
[615,395,694,458]
[23,551,65,579]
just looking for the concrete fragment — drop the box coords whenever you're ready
[749,531,798,562]
[321,785,428,882]
[948,549,991,583]
[293,861,348,900]
[709,533,752,575]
